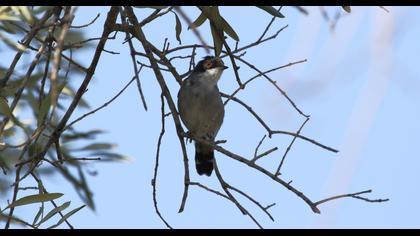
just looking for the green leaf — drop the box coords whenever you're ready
[257,6,285,18]
[17,6,34,24]
[76,143,115,151]
[188,11,207,29]
[0,14,20,21]
[218,15,239,41]
[32,206,43,226]
[31,6,53,15]
[37,93,51,126]
[0,32,26,51]
[37,201,70,226]
[8,193,63,208]
[174,13,182,44]
[90,152,131,163]
[203,6,224,57]
[210,22,223,57]
[0,21,17,34]
[62,129,105,142]
[342,6,351,13]
[0,97,12,118]
[48,205,85,229]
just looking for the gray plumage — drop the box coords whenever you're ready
[177,56,227,176]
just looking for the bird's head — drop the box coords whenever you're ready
[193,56,228,82]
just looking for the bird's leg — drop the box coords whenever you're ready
[181,130,193,143]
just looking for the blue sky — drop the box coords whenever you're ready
[3,6,420,228]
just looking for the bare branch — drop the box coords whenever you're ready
[50,7,76,112]
[120,7,148,111]
[233,55,310,118]
[314,190,390,207]
[275,116,310,175]
[189,182,229,200]
[122,6,190,213]
[4,166,22,229]
[70,13,100,28]
[258,6,283,42]
[65,67,142,130]
[151,93,172,229]
[213,159,263,229]
[223,59,307,106]
[253,135,267,160]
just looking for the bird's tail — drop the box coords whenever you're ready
[195,142,214,176]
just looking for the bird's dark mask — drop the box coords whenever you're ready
[193,56,228,73]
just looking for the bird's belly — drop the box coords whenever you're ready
[182,92,223,138]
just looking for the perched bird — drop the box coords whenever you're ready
[177,56,228,176]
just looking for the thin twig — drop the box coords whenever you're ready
[5,165,22,229]
[258,6,283,42]
[223,59,306,106]
[314,190,389,206]
[189,182,229,200]
[228,184,275,222]
[120,7,148,111]
[220,93,337,152]
[253,147,278,163]
[50,6,75,114]
[65,67,142,130]
[70,13,100,28]
[150,93,172,229]
[233,55,310,118]
[123,6,190,213]
[213,159,263,229]
[275,116,310,176]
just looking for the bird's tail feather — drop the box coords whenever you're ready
[195,142,214,176]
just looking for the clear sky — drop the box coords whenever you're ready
[4,6,420,228]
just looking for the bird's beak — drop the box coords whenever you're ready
[222,66,229,70]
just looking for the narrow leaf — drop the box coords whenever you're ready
[0,21,17,34]
[76,143,115,151]
[188,11,207,29]
[257,6,285,18]
[0,32,27,51]
[0,97,12,117]
[37,201,70,226]
[342,6,351,13]
[32,206,43,226]
[219,16,239,41]
[8,193,63,208]
[174,13,182,44]
[210,22,223,57]
[18,6,34,24]
[48,205,85,229]
[37,93,51,126]
[0,15,19,21]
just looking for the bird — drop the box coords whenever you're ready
[177,56,228,176]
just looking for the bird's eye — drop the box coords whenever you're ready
[204,61,213,69]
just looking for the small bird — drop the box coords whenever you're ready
[177,56,228,176]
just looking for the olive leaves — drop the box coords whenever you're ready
[188,6,284,56]
[133,6,285,56]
